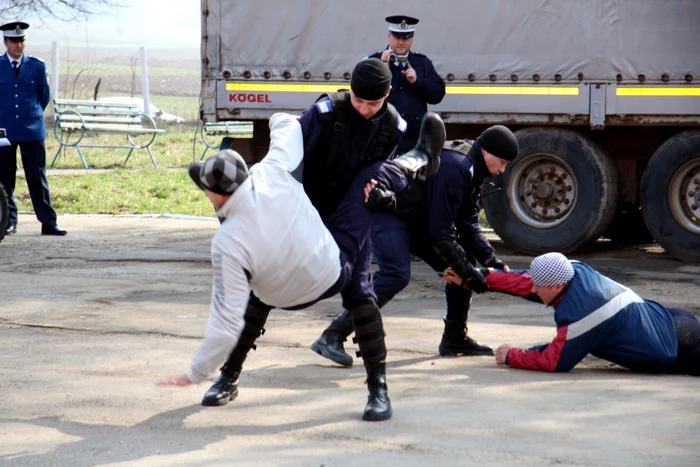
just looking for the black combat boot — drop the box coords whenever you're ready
[201,371,240,406]
[311,310,355,367]
[391,112,445,179]
[362,360,392,421]
[438,319,494,356]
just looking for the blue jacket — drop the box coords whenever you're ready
[0,53,50,142]
[369,50,445,153]
[299,95,405,220]
[486,262,679,372]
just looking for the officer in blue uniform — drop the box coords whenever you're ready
[369,15,446,154]
[0,21,66,236]
[311,126,520,366]
[198,58,446,422]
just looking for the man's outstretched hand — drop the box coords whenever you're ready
[155,374,194,387]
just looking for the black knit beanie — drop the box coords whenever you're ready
[351,58,392,100]
[476,125,519,161]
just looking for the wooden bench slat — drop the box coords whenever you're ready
[58,116,140,124]
[56,108,141,116]
[54,99,140,108]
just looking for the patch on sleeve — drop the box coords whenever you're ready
[397,115,407,133]
[315,99,333,114]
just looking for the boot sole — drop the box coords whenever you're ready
[310,342,353,367]
[362,408,393,421]
[439,349,494,357]
[201,388,239,407]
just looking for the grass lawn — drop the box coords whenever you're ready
[15,169,214,217]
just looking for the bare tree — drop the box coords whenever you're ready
[0,1,124,21]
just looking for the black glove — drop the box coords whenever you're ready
[462,263,489,293]
[433,239,490,293]
[366,183,397,213]
[484,256,508,271]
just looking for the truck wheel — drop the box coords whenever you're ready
[603,203,654,245]
[482,128,617,255]
[640,130,700,262]
[0,183,8,243]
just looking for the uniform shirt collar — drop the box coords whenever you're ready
[5,52,24,64]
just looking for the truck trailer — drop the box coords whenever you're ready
[200,0,700,262]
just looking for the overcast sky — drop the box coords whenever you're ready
[20,0,200,49]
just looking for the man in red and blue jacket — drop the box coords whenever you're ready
[445,252,700,375]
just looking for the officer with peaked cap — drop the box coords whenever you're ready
[0,21,66,236]
[368,15,446,154]
[312,125,520,366]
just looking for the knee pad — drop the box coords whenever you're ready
[351,304,387,362]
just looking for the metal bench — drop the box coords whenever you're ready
[51,99,165,169]
[199,121,253,160]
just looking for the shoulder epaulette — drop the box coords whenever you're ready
[27,55,44,63]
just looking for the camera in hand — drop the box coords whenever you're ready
[388,53,408,64]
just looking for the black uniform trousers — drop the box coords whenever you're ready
[0,141,57,227]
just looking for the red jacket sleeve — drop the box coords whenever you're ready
[505,326,568,372]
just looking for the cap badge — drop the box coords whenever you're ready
[14,26,22,34]
[399,20,407,30]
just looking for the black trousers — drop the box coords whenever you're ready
[669,308,700,376]
[0,141,57,227]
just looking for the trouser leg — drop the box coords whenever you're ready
[19,141,57,225]
[201,293,273,406]
[0,144,19,227]
[371,213,412,308]
[669,308,700,376]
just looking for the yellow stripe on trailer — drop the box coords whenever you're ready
[226,83,348,92]
[617,87,700,97]
[445,86,579,96]
[225,82,580,96]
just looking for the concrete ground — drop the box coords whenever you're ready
[1,214,698,466]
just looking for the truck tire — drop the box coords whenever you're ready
[0,183,8,244]
[640,130,700,262]
[603,203,654,245]
[482,128,617,255]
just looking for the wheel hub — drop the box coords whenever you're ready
[509,156,578,229]
[669,159,700,235]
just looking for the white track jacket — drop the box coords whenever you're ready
[187,114,341,383]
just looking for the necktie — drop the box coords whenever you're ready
[12,60,19,76]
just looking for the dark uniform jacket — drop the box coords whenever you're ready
[0,53,50,142]
[298,95,406,220]
[369,50,445,153]
[400,143,496,264]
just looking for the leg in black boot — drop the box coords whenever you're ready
[438,283,493,357]
[202,295,272,406]
[311,309,355,367]
[351,302,392,421]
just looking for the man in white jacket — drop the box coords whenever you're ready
[157,112,444,421]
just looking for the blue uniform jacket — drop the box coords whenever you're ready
[413,145,495,263]
[298,96,405,219]
[486,263,679,372]
[369,50,445,151]
[0,53,50,142]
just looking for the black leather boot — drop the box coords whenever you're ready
[391,112,445,179]
[311,310,355,367]
[438,319,494,356]
[201,371,240,406]
[362,360,392,421]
